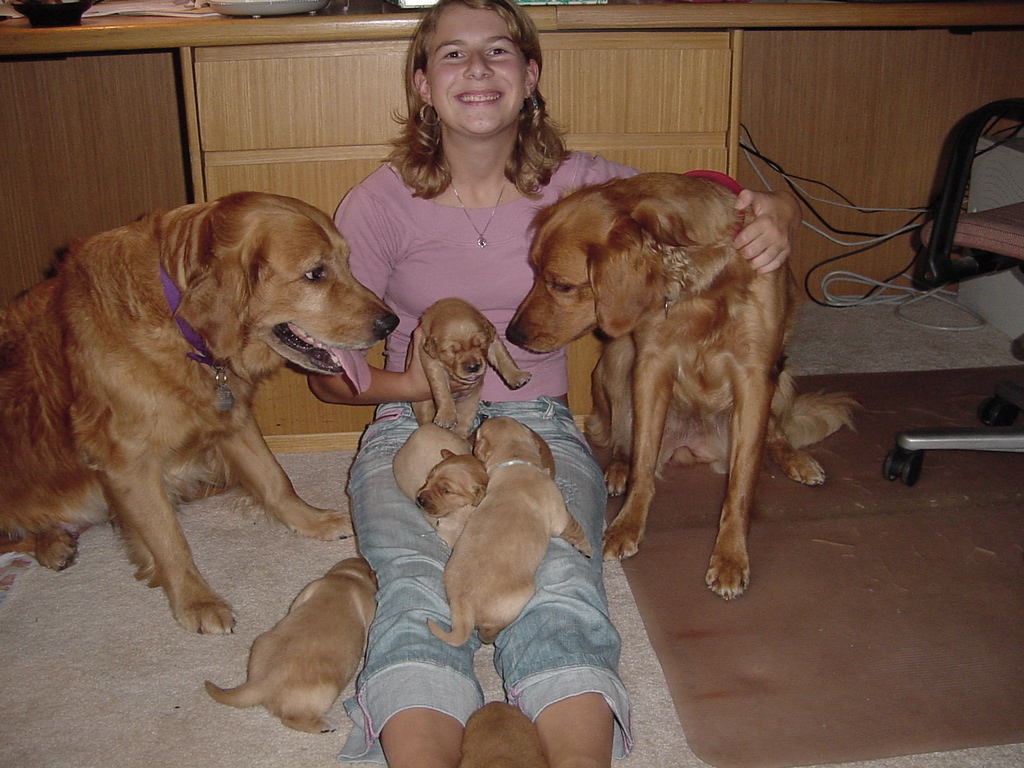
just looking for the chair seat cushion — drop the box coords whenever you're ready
[923,201,1024,259]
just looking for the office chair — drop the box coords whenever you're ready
[883,98,1024,486]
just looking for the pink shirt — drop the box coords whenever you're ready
[334,152,637,402]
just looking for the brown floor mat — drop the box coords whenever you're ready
[615,366,1024,768]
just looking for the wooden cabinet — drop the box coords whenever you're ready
[184,30,739,447]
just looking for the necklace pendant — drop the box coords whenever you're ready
[477,236,487,248]
[214,367,235,412]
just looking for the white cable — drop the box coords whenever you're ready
[817,271,986,331]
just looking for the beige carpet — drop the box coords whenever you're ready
[1,302,1023,768]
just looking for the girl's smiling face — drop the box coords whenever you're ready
[414,3,539,142]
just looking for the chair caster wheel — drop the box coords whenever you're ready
[978,395,1020,427]
[883,447,923,486]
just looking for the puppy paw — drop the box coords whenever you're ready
[507,370,532,389]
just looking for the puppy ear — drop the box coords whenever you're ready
[423,335,439,359]
[440,449,455,459]
[471,483,487,506]
[589,220,664,339]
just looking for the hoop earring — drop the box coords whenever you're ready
[419,104,440,127]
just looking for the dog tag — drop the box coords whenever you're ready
[214,367,235,412]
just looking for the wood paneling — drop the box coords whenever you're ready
[0,51,188,304]
[738,29,1024,302]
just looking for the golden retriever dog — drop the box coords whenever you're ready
[412,297,532,438]
[0,192,398,633]
[205,556,377,733]
[428,416,592,647]
[507,172,855,599]
[393,423,486,547]
[415,450,489,548]
[459,702,548,768]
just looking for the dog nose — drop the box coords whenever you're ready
[466,362,482,374]
[415,495,427,509]
[374,312,399,340]
[506,322,526,348]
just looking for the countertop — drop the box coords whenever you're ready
[1,0,1022,56]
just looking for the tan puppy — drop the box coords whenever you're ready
[205,557,377,733]
[416,450,489,548]
[393,424,485,546]
[459,702,548,768]
[428,417,592,647]
[412,298,532,438]
[394,423,474,501]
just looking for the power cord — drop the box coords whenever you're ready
[739,126,987,332]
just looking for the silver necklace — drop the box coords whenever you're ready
[451,183,504,248]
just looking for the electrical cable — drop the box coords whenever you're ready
[740,125,988,331]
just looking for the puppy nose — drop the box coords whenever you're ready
[466,362,482,374]
[415,495,427,508]
[375,312,400,340]
[506,322,526,348]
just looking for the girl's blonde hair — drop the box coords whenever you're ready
[386,0,568,199]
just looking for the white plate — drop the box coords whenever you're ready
[209,0,329,17]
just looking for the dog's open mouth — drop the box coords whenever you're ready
[272,323,369,390]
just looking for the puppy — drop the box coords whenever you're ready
[412,298,531,437]
[428,417,592,647]
[393,424,486,546]
[205,557,377,733]
[459,702,548,768]
[416,450,489,548]
[0,192,397,633]
[508,172,854,598]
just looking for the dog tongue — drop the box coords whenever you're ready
[327,347,371,393]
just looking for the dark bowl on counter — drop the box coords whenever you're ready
[10,0,95,27]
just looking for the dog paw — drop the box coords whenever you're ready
[176,595,236,635]
[781,452,826,486]
[34,529,80,571]
[602,523,641,561]
[705,555,749,600]
[285,508,354,540]
[603,461,630,496]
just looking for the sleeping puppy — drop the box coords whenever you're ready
[205,557,377,734]
[459,702,547,768]
[393,423,485,546]
[427,417,592,647]
[416,450,489,548]
[412,298,532,438]
[0,192,397,633]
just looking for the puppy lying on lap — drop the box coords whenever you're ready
[428,416,592,647]
[393,423,487,547]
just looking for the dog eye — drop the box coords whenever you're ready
[549,280,574,294]
[304,266,326,282]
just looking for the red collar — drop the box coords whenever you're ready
[683,169,744,195]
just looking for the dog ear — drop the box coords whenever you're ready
[589,219,664,339]
[470,482,487,506]
[629,184,739,297]
[169,194,265,360]
[440,449,455,459]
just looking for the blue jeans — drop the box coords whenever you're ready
[338,398,633,763]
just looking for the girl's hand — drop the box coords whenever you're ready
[733,189,802,274]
